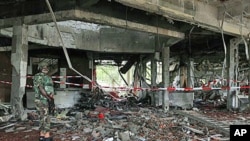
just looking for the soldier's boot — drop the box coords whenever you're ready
[44,132,53,141]
[44,137,53,141]
[39,136,44,141]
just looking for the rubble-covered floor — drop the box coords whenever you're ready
[1,106,249,141]
[1,89,250,141]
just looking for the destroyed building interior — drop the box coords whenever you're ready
[1,0,250,140]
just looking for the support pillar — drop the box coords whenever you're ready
[60,68,67,88]
[142,61,147,79]
[151,54,157,106]
[180,65,187,88]
[187,58,194,88]
[10,21,28,120]
[226,38,240,110]
[162,46,170,112]
[248,39,250,106]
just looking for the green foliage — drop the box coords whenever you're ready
[96,65,127,86]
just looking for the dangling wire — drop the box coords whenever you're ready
[221,11,227,57]
[118,65,128,86]
[220,11,227,85]
[45,0,92,83]
[240,2,249,60]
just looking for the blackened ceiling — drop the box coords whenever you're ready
[0,0,235,63]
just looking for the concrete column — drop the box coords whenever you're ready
[60,68,67,88]
[226,38,240,110]
[151,54,157,106]
[10,21,28,120]
[162,46,170,112]
[187,58,194,88]
[180,66,187,88]
[127,69,131,87]
[142,61,147,79]
[248,40,250,106]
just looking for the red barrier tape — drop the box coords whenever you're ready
[221,86,230,90]
[184,87,193,91]
[167,87,176,92]
[202,86,212,91]
[2,79,250,92]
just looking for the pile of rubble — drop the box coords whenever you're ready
[75,88,140,112]
[1,88,250,141]
[193,90,227,109]
[0,104,233,141]
[0,102,13,123]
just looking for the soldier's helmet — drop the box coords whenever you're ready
[38,61,49,70]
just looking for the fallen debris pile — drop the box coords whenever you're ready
[2,87,250,141]
[0,102,13,123]
[0,106,234,141]
[75,87,140,112]
[193,90,227,110]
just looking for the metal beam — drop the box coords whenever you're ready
[162,46,170,112]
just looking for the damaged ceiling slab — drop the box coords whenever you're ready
[1,0,250,140]
[115,0,250,37]
[0,22,166,53]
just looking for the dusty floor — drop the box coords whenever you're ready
[1,107,250,141]
[0,128,80,141]
[0,130,40,141]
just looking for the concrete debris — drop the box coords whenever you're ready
[2,100,250,140]
[56,109,70,119]
[4,127,15,133]
[27,111,38,120]
[237,116,246,121]
[83,127,92,133]
[0,103,11,114]
[0,123,16,130]
[0,115,13,123]
[75,89,140,112]
[0,90,250,141]
[103,137,114,141]
[183,125,204,135]
[71,135,80,140]
[193,90,227,110]
[15,126,26,131]
[0,102,13,123]
[118,131,131,141]
[210,135,230,141]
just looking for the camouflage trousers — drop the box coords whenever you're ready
[34,99,50,133]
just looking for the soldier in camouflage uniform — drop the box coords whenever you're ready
[33,61,54,141]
